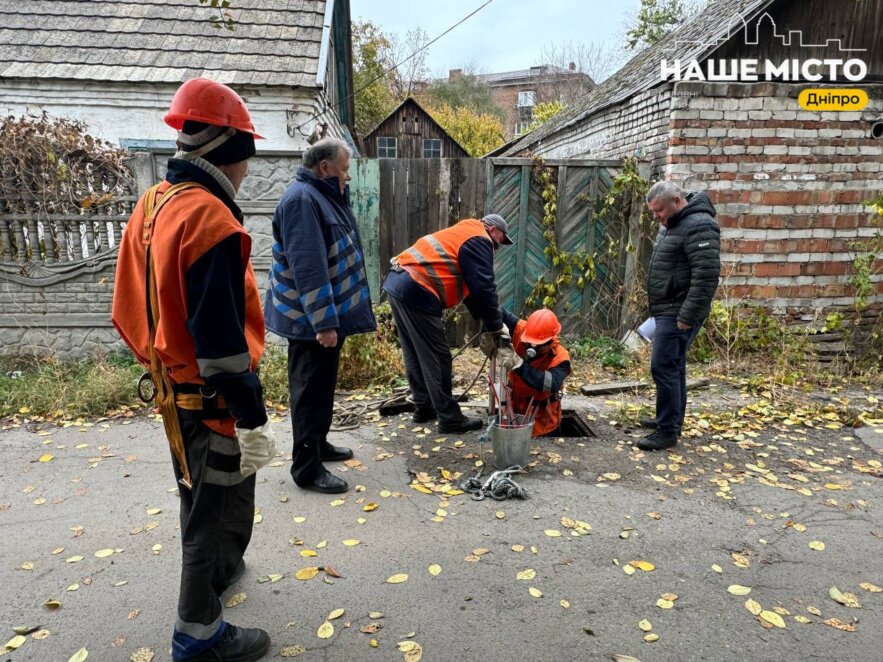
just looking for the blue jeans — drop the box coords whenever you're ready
[650,315,704,435]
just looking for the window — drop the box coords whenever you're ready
[423,139,442,158]
[517,90,535,107]
[515,122,530,136]
[377,136,397,158]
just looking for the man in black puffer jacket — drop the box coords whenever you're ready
[638,182,720,451]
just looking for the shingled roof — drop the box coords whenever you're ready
[499,0,775,156]
[0,0,328,88]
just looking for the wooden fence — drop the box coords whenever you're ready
[351,157,644,337]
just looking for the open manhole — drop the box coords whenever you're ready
[541,410,596,438]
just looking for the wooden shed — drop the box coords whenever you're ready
[362,98,469,159]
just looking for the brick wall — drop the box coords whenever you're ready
[531,85,673,177]
[666,81,883,320]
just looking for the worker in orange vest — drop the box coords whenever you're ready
[500,308,572,436]
[383,215,513,434]
[112,78,273,662]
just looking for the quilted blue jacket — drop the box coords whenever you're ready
[263,167,376,340]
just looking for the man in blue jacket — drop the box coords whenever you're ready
[264,138,376,493]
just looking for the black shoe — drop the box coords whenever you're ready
[320,443,353,462]
[438,416,484,434]
[182,623,270,661]
[412,407,437,423]
[636,429,678,451]
[298,469,349,494]
[639,418,658,429]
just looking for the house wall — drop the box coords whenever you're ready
[0,79,344,153]
[528,85,673,178]
[666,81,883,319]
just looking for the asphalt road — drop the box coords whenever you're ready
[1,403,881,662]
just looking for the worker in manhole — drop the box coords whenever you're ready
[499,308,573,436]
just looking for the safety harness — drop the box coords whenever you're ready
[140,181,213,489]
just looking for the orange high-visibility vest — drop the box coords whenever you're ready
[395,219,491,309]
[509,319,571,437]
[112,181,265,438]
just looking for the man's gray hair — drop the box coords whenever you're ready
[646,181,686,203]
[303,137,352,169]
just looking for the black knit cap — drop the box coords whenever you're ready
[179,120,256,166]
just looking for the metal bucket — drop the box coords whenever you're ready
[490,422,533,469]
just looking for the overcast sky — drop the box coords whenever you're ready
[349,0,643,77]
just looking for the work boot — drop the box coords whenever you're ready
[181,623,269,661]
[298,468,348,494]
[320,442,353,462]
[636,429,678,451]
[638,418,658,429]
[438,416,483,434]
[412,407,437,423]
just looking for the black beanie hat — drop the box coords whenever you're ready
[178,120,256,166]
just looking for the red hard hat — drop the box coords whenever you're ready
[521,309,561,345]
[164,78,263,138]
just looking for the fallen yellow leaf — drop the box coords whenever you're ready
[68,647,88,662]
[317,621,334,639]
[829,586,861,608]
[94,549,114,558]
[638,619,652,632]
[560,599,570,609]
[295,567,319,580]
[342,539,361,547]
[363,503,379,512]
[5,635,26,650]
[711,564,722,573]
[808,541,825,551]
[38,454,53,463]
[859,582,882,593]
[516,569,536,581]
[327,608,345,620]
[528,587,543,598]
[544,530,562,537]
[656,599,674,609]
[225,592,246,608]
[629,560,656,572]
[428,564,442,576]
[728,585,752,596]
[744,599,762,616]
[759,610,786,629]
[300,550,317,558]
[385,573,408,584]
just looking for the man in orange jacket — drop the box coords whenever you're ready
[112,79,273,662]
[382,215,512,434]
[500,308,572,437]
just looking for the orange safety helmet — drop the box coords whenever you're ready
[164,78,263,138]
[521,308,561,345]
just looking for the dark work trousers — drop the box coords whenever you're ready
[171,412,256,661]
[388,294,465,426]
[288,338,345,486]
[650,314,704,435]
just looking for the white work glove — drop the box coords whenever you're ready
[479,323,512,358]
[499,346,523,371]
[235,420,277,477]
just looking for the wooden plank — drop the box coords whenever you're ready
[392,160,410,256]
[350,159,382,299]
[447,158,462,225]
[407,158,429,242]
[426,158,441,234]
[580,378,710,396]
[378,158,396,272]
[515,165,530,309]
[437,159,452,230]
[580,167,600,319]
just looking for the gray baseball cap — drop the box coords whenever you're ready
[481,213,514,245]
